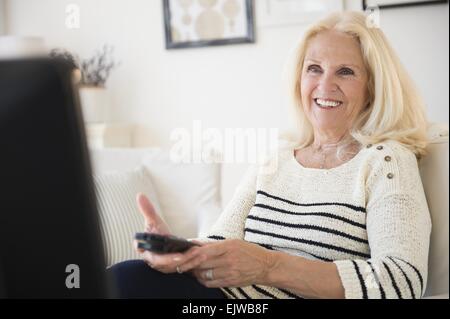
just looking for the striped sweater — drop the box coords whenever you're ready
[203,140,432,299]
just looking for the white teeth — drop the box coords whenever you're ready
[315,98,342,108]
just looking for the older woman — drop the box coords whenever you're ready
[109,11,431,299]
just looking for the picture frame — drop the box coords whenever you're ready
[257,0,343,27]
[363,0,448,9]
[162,0,255,50]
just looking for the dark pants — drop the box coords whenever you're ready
[108,260,226,299]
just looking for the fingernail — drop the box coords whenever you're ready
[173,257,181,262]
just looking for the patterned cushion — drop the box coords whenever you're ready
[93,167,164,267]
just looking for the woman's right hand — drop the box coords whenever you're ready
[134,193,206,274]
[136,192,171,236]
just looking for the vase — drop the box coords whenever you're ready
[78,86,109,123]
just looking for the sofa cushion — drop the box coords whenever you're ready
[140,151,221,239]
[89,148,222,239]
[89,148,152,174]
[420,123,449,297]
[94,167,164,267]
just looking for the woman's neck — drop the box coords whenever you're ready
[311,131,351,150]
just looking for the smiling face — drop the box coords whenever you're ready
[300,30,369,137]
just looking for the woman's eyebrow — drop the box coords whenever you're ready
[338,64,361,70]
[305,59,361,70]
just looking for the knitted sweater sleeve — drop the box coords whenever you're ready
[334,143,432,299]
[203,164,258,241]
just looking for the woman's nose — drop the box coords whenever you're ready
[318,73,338,93]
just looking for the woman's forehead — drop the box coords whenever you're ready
[305,30,364,65]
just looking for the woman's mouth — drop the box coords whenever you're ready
[314,98,343,109]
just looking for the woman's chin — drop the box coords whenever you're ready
[312,116,343,132]
[312,110,344,127]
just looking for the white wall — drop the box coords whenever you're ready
[0,0,5,34]
[4,0,307,204]
[345,0,449,122]
[4,0,298,143]
[377,4,449,124]
[5,0,449,204]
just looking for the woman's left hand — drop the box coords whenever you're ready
[185,239,276,288]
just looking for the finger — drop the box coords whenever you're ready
[188,239,205,246]
[170,246,205,271]
[133,240,145,254]
[136,193,169,234]
[141,256,178,275]
[136,193,159,223]
[198,267,229,281]
[198,278,229,288]
[194,256,229,270]
[195,242,228,258]
[142,248,202,269]
[142,251,182,268]
[177,254,207,273]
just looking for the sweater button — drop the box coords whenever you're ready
[384,156,392,162]
[366,144,373,148]
[377,145,384,150]
[387,173,394,179]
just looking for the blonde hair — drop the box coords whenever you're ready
[285,11,429,158]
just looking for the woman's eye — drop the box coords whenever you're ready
[338,68,355,76]
[307,65,322,73]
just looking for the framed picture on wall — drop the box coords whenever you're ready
[363,0,448,9]
[163,0,255,50]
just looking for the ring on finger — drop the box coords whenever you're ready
[176,266,183,274]
[205,269,214,281]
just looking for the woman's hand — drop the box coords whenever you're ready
[188,239,277,288]
[136,193,171,236]
[133,193,207,274]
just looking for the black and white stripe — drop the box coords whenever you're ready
[244,227,370,259]
[252,203,366,230]
[391,256,424,297]
[200,143,430,299]
[251,285,278,299]
[222,287,238,299]
[388,257,416,299]
[367,260,386,299]
[382,261,402,299]
[257,190,366,213]
[246,214,368,244]
[351,260,368,299]
[277,288,304,299]
[236,287,251,299]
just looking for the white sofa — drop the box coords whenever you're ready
[90,148,222,239]
[419,124,449,298]
[89,124,449,299]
